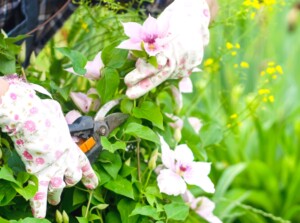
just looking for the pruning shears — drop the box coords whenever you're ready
[68,100,128,163]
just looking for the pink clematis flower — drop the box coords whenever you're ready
[182,190,222,223]
[117,15,170,56]
[70,88,100,113]
[157,136,215,196]
[66,52,103,80]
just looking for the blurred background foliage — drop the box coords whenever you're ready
[1,0,300,222]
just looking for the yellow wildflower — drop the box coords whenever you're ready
[240,61,250,68]
[81,23,88,30]
[226,42,234,50]
[268,95,275,103]
[204,58,214,66]
[275,65,283,74]
[258,89,271,95]
[231,51,237,56]
[266,67,276,74]
[230,114,238,119]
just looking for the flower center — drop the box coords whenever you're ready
[148,43,156,51]
[179,164,187,172]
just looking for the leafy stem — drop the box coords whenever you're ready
[137,137,141,182]
[85,190,94,218]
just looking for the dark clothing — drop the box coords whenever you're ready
[0,0,173,66]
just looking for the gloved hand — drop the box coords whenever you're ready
[0,76,98,218]
[122,0,211,99]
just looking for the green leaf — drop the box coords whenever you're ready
[214,163,247,200]
[101,137,126,153]
[96,67,120,103]
[117,199,139,223]
[124,123,160,144]
[73,187,88,206]
[105,211,122,223]
[131,50,148,59]
[102,43,129,68]
[199,123,223,147]
[99,150,122,179]
[104,175,134,199]
[76,217,89,223]
[0,180,16,206]
[56,47,87,75]
[0,217,10,223]
[133,101,164,130]
[120,99,134,114]
[13,172,38,200]
[0,55,15,74]
[148,56,158,68]
[9,217,51,223]
[164,202,189,221]
[0,165,18,185]
[130,204,160,220]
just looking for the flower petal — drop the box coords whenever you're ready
[87,88,100,112]
[195,197,222,223]
[188,117,202,133]
[117,39,142,51]
[159,136,175,170]
[70,92,91,113]
[157,169,186,195]
[85,52,103,80]
[65,110,81,124]
[183,162,215,193]
[122,22,143,41]
[174,144,194,164]
[179,77,193,93]
[142,15,159,37]
[170,86,183,111]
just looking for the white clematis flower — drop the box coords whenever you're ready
[157,136,215,196]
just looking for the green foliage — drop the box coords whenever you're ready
[0,34,26,74]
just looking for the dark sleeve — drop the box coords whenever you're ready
[1,0,77,67]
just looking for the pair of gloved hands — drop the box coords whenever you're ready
[0,76,98,218]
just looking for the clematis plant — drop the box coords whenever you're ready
[157,136,215,196]
[117,14,170,56]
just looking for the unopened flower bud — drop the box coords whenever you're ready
[174,128,182,143]
[62,210,69,223]
[55,210,63,223]
[148,149,159,170]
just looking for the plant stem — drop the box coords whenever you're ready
[137,138,141,182]
[144,169,153,189]
[85,190,94,218]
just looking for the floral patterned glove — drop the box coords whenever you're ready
[118,0,210,99]
[0,76,98,218]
